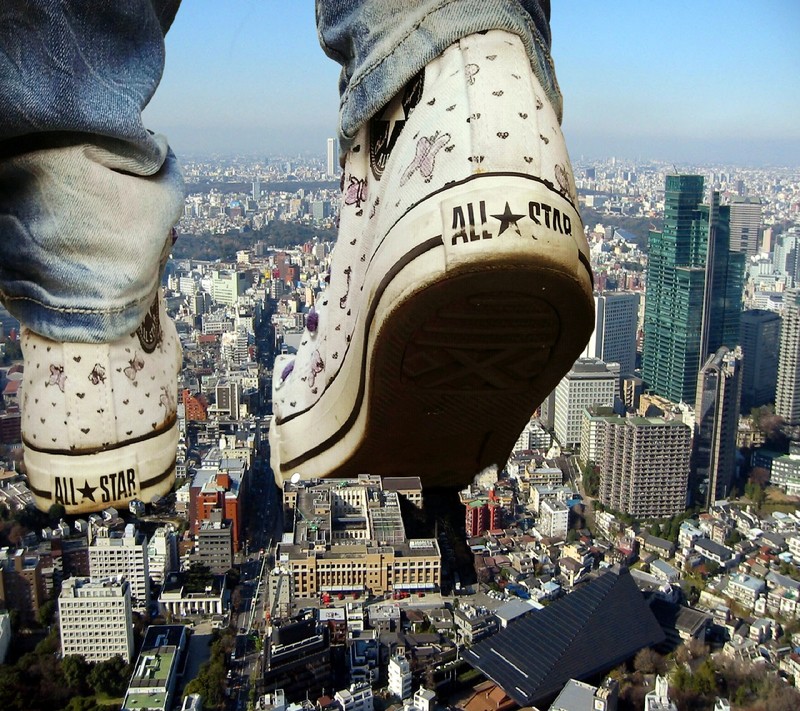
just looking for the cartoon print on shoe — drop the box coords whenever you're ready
[21,292,180,514]
[270,31,594,488]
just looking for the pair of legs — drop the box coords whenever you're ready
[0,1,592,513]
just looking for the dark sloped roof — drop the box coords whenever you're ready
[463,567,665,707]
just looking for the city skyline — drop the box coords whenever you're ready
[142,1,800,165]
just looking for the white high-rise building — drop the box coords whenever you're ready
[553,358,619,447]
[89,524,150,607]
[582,292,639,376]
[59,577,134,663]
[327,137,337,178]
[147,526,178,587]
[777,289,800,425]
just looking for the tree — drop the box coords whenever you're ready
[693,658,716,696]
[47,503,66,523]
[36,598,56,627]
[88,655,131,697]
[62,655,92,696]
[582,461,600,497]
[633,647,665,675]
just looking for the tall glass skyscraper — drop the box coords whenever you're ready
[642,175,745,405]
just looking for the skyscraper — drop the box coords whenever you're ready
[692,347,743,507]
[642,175,745,405]
[582,292,639,376]
[739,309,780,412]
[776,289,800,425]
[729,197,763,257]
[326,137,337,178]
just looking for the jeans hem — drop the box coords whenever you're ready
[2,288,159,344]
[335,0,561,149]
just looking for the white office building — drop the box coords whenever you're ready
[553,358,619,448]
[59,577,134,663]
[89,524,150,607]
[147,526,178,587]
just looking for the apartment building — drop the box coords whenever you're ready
[595,414,691,519]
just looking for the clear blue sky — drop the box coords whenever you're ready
[143,0,800,166]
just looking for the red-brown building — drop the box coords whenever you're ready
[182,389,208,421]
[189,461,246,552]
[0,548,47,625]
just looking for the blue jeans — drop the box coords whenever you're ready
[0,0,556,343]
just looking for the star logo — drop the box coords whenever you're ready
[78,479,97,502]
[491,202,525,236]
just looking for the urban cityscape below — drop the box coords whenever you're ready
[1,147,800,711]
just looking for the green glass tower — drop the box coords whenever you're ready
[642,175,745,405]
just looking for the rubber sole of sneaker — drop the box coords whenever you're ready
[25,420,178,514]
[270,172,594,488]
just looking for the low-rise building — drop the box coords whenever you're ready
[278,477,440,597]
[158,571,227,617]
[121,626,188,711]
[726,574,766,610]
[453,603,498,645]
[388,655,412,701]
[335,684,373,711]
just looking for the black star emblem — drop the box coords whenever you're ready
[491,202,525,235]
[78,479,97,502]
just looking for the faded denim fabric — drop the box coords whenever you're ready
[0,1,184,342]
[1,1,553,342]
[317,0,556,153]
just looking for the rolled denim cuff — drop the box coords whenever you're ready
[0,135,184,343]
[317,0,560,152]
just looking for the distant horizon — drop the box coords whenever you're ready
[144,2,800,166]
[174,148,800,172]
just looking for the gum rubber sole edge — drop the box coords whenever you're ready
[270,173,593,485]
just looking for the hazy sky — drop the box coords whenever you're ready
[143,1,800,166]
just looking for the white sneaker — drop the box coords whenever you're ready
[270,31,593,487]
[21,293,181,513]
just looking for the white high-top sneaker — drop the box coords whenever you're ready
[21,292,181,513]
[270,31,594,488]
